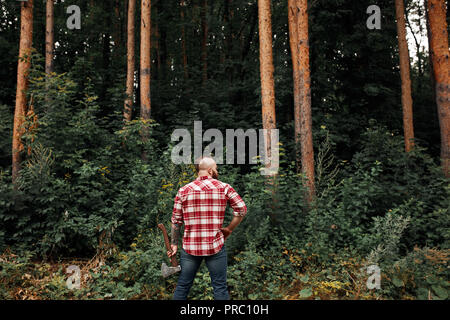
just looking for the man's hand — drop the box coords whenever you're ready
[169,223,181,258]
[167,244,177,258]
[221,216,243,241]
[220,227,232,241]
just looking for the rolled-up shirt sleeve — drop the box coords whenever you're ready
[225,184,247,217]
[171,190,184,225]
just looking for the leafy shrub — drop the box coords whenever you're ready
[0,58,448,299]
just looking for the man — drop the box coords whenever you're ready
[169,156,247,300]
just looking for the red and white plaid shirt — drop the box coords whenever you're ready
[171,175,247,256]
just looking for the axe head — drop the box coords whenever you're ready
[161,262,181,278]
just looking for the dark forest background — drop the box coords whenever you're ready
[0,0,448,300]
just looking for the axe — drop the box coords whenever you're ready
[157,223,181,278]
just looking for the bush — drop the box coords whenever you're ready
[1,58,448,299]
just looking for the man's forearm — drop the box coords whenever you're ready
[170,223,181,245]
[226,216,244,231]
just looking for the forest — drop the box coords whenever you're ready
[0,0,449,300]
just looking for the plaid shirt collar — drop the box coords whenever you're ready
[196,175,211,181]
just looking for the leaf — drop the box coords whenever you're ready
[299,287,312,298]
[431,286,448,300]
[392,277,403,288]
[300,274,309,283]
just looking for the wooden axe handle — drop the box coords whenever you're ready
[157,223,178,267]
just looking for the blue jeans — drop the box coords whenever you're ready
[173,246,230,300]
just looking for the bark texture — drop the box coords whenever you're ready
[13,0,34,185]
[124,0,136,122]
[140,0,152,160]
[45,0,54,75]
[395,0,415,152]
[258,0,277,144]
[427,0,449,177]
[257,0,280,221]
[288,0,300,166]
[113,0,122,51]
[140,0,151,121]
[288,0,315,203]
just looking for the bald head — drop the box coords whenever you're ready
[195,156,218,179]
[198,156,216,170]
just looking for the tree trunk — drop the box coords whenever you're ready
[180,1,189,80]
[288,0,301,169]
[258,0,279,221]
[290,0,315,204]
[425,0,436,101]
[140,0,151,121]
[395,0,415,152]
[427,0,449,178]
[239,3,257,80]
[201,0,208,85]
[45,0,54,75]
[26,98,38,157]
[156,0,167,81]
[113,0,122,53]
[12,0,34,185]
[223,1,233,62]
[140,0,151,160]
[100,32,111,105]
[405,4,423,90]
[258,0,277,148]
[153,3,161,79]
[124,0,136,122]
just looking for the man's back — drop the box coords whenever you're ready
[171,175,247,256]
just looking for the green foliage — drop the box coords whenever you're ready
[304,122,449,262]
[0,104,12,166]
[382,247,450,300]
[2,111,448,299]
[0,0,448,301]
[0,251,34,299]
[1,54,163,257]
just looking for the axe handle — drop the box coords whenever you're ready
[157,223,178,267]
